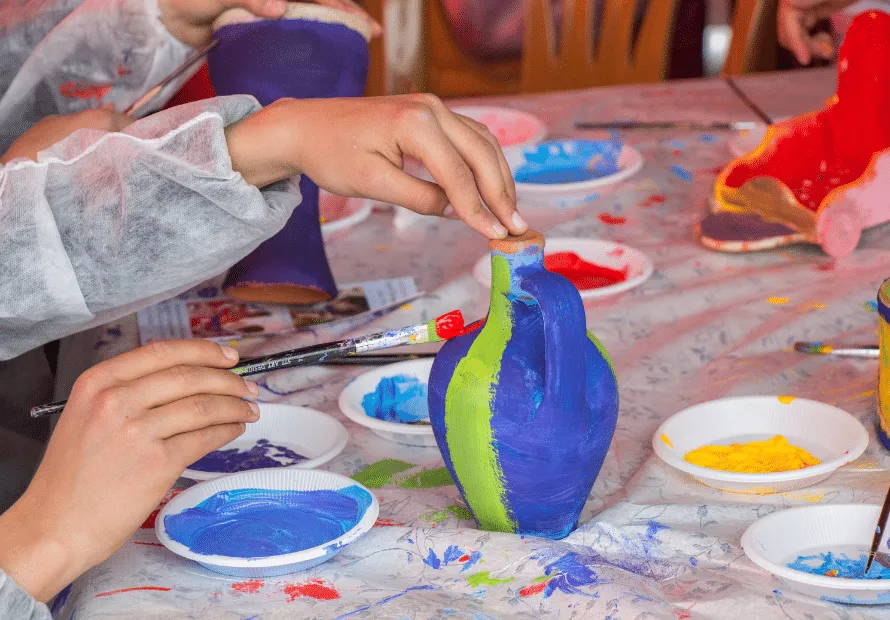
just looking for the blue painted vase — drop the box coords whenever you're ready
[428,231,619,540]
[210,5,371,304]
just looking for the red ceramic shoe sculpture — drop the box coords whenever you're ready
[701,11,890,258]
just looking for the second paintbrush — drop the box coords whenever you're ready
[793,342,879,358]
[30,310,470,419]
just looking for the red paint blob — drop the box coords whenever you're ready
[283,579,340,601]
[458,554,471,562]
[598,213,627,225]
[545,252,628,291]
[434,310,465,340]
[519,581,549,597]
[232,579,264,594]
[374,518,405,527]
[95,586,172,598]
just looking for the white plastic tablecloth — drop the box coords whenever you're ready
[52,73,890,620]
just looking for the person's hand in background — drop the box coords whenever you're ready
[778,0,857,64]
[0,341,260,602]
[225,94,526,240]
[160,0,381,47]
[0,106,133,164]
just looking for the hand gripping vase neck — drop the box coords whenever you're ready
[210,4,371,304]
[428,231,619,540]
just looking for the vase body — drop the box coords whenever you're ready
[211,6,371,303]
[428,231,619,540]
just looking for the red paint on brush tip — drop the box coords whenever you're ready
[434,310,465,340]
[545,252,628,290]
[460,318,487,336]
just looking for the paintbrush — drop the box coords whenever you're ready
[124,39,218,117]
[865,485,890,574]
[318,353,437,366]
[30,311,467,419]
[793,342,880,358]
[573,120,758,131]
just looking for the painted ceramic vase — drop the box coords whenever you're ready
[211,4,372,304]
[428,231,619,540]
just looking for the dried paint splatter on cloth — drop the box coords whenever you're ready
[787,552,890,579]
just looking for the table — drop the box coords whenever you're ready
[52,73,890,620]
[728,67,837,122]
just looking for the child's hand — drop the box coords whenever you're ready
[226,95,526,239]
[0,341,260,601]
[778,0,855,64]
[0,106,133,164]
[160,0,288,46]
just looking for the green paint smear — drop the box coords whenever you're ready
[531,574,551,584]
[466,571,515,588]
[588,331,617,382]
[351,459,415,488]
[446,504,473,521]
[396,467,454,489]
[444,253,515,533]
[420,509,449,524]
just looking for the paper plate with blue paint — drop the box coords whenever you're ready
[742,504,890,604]
[506,138,644,196]
[157,468,378,578]
[338,358,436,447]
[182,404,349,481]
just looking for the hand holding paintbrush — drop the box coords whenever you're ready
[31,310,472,418]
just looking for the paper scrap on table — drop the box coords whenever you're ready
[137,277,418,345]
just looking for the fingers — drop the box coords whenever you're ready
[355,156,451,214]
[83,341,239,391]
[146,395,260,439]
[455,114,522,221]
[778,7,814,64]
[165,422,248,469]
[438,113,525,235]
[809,31,835,60]
[397,104,508,239]
[124,365,258,410]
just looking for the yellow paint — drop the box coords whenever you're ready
[375,244,392,251]
[319,216,328,224]
[811,302,827,310]
[399,304,412,311]
[684,435,820,474]
[777,396,796,404]
[782,490,825,503]
[825,569,839,577]
[660,434,673,448]
[767,297,790,305]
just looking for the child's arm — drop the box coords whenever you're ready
[224,95,525,240]
[0,341,259,604]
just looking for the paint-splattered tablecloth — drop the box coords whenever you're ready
[52,72,890,620]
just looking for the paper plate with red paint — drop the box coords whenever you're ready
[450,106,547,149]
[320,191,373,237]
[473,237,654,300]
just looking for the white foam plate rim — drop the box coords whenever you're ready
[157,468,379,569]
[338,358,435,437]
[513,143,644,195]
[182,403,349,481]
[472,237,654,301]
[652,396,868,485]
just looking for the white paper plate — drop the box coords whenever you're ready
[320,192,373,237]
[157,468,378,578]
[506,141,644,196]
[338,359,436,447]
[653,396,868,494]
[473,237,654,300]
[182,403,349,481]
[450,105,547,149]
[742,504,890,604]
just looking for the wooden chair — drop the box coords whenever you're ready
[520,0,682,93]
[723,0,779,75]
[364,0,522,98]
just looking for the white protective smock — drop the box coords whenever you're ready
[0,0,304,362]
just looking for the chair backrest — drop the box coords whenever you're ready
[723,0,779,75]
[520,0,682,93]
[364,0,521,98]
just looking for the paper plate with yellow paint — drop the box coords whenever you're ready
[652,396,867,494]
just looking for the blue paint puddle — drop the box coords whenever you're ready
[189,439,307,473]
[362,374,429,424]
[514,138,622,185]
[787,551,890,579]
[164,486,371,558]
[699,134,716,143]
